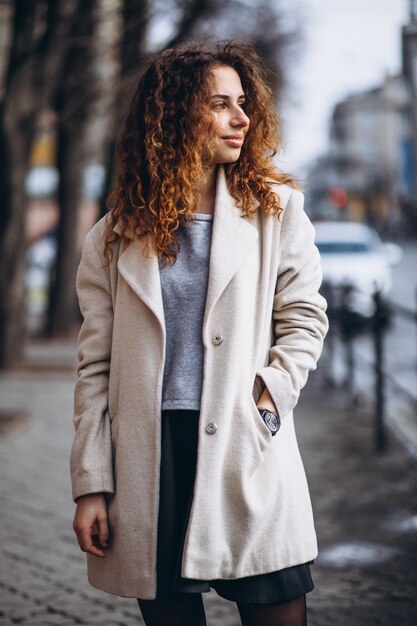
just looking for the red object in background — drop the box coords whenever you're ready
[327,186,348,207]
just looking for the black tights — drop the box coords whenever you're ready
[137,593,307,626]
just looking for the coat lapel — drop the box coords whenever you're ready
[113,165,258,332]
[203,166,258,326]
[114,232,165,333]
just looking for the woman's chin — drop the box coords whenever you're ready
[215,152,242,165]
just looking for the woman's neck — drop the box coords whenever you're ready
[196,166,217,215]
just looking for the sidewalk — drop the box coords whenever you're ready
[0,341,416,625]
[298,375,417,626]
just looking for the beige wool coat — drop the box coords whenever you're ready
[70,165,328,599]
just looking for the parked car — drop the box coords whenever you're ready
[313,221,402,318]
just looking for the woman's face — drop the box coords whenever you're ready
[208,65,250,164]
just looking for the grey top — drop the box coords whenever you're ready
[159,213,213,411]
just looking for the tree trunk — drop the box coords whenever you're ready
[47,122,86,335]
[0,2,40,368]
[0,102,32,368]
[48,0,97,336]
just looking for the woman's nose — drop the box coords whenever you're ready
[231,108,250,128]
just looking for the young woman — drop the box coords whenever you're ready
[71,42,328,626]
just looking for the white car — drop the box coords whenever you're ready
[313,221,402,317]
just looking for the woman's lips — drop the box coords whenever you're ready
[222,136,244,147]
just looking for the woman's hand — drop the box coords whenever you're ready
[73,493,110,558]
[257,386,279,415]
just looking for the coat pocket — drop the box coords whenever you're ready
[249,394,273,454]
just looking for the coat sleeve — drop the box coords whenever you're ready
[256,188,329,420]
[70,229,114,503]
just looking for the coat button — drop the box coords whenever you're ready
[206,422,218,434]
[212,334,223,346]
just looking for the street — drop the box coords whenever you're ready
[322,241,417,454]
[0,340,416,625]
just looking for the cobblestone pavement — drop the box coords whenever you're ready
[0,342,416,625]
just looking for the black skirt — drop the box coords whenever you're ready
[152,408,314,603]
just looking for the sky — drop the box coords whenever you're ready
[279,0,410,179]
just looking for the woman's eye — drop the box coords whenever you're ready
[210,100,247,111]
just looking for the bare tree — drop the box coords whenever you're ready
[0,0,80,368]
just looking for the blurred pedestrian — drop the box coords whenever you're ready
[70,42,328,626]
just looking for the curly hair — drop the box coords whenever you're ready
[104,41,301,265]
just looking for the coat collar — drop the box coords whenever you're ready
[114,166,258,333]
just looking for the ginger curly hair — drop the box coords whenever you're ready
[104,41,301,265]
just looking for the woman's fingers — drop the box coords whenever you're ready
[97,511,110,548]
[77,525,108,558]
[73,493,109,558]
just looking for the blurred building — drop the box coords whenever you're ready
[306,73,412,234]
[402,0,417,230]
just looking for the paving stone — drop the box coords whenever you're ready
[26,615,78,626]
[84,621,131,626]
